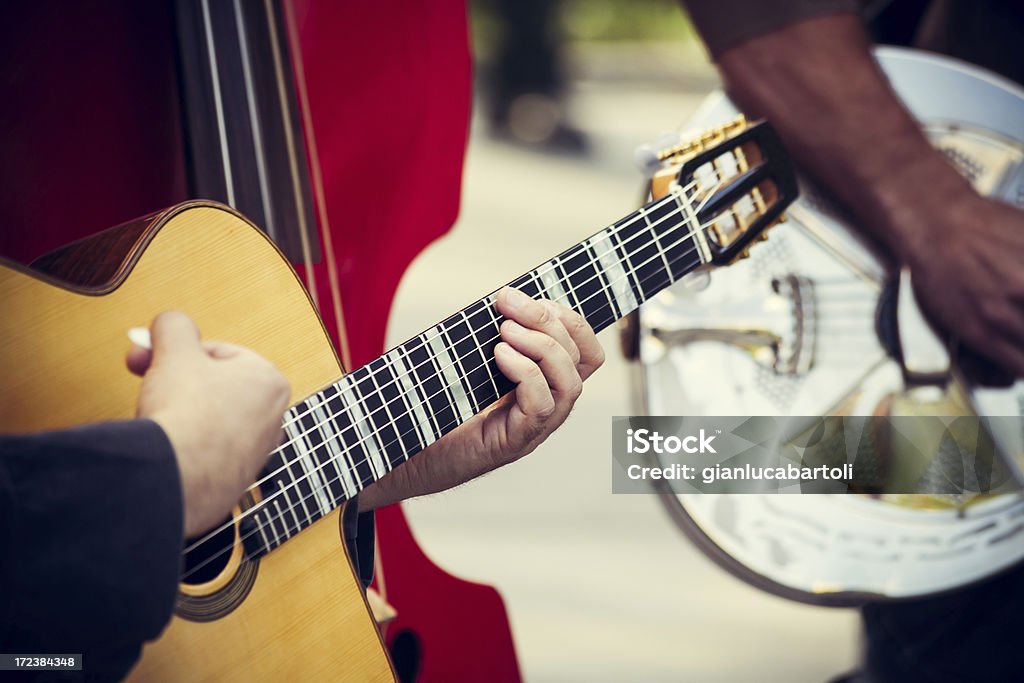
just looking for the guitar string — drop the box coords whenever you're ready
[219,187,695,514]
[182,183,727,561]
[187,167,779,562]
[264,184,708,450]
[273,187,686,436]
[182,223,713,582]
[179,190,709,563]
[267,269,872,463]
[180,203,732,578]
[252,186,700,482]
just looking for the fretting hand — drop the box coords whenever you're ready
[358,287,605,510]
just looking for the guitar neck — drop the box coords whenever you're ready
[245,189,708,554]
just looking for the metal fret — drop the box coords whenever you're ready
[273,500,290,539]
[583,235,621,319]
[508,272,542,300]
[608,224,644,305]
[246,194,714,558]
[645,197,701,281]
[323,388,372,489]
[537,261,568,305]
[302,394,342,508]
[285,408,328,518]
[388,348,437,448]
[308,386,358,500]
[438,319,479,413]
[612,208,671,302]
[369,354,421,467]
[264,507,282,548]
[461,309,502,401]
[339,373,389,481]
[466,299,515,399]
[589,228,639,318]
[278,481,302,536]
[444,313,501,412]
[529,270,547,301]
[305,400,336,512]
[639,204,676,285]
[404,333,456,443]
[673,188,710,264]
[426,326,474,422]
[254,516,271,550]
[557,242,615,327]
[274,440,313,527]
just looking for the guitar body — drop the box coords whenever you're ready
[0,116,792,678]
[0,202,393,681]
[1,4,524,677]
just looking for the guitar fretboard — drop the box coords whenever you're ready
[242,189,708,555]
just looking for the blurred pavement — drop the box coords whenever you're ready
[386,43,860,683]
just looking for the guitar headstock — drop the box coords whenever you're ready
[649,116,798,265]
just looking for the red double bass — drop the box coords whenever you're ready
[0,1,521,680]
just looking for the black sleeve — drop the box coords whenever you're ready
[0,419,184,677]
[682,0,861,58]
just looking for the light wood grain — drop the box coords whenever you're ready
[0,204,394,681]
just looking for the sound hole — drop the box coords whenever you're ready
[181,515,236,586]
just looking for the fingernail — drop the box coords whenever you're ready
[496,341,522,358]
[502,319,524,334]
[502,287,530,309]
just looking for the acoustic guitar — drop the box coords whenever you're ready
[0,117,795,681]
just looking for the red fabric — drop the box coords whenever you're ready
[292,10,523,682]
[291,0,473,367]
[0,4,522,679]
[0,1,187,263]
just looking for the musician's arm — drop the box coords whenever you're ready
[694,11,971,260]
[0,312,298,675]
[682,5,1024,375]
[0,420,183,678]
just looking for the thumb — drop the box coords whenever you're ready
[150,311,202,363]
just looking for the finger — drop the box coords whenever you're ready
[494,342,555,443]
[966,302,1024,377]
[495,288,579,365]
[125,345,153,377]
[150,311,202,362]
[537,301,580,364]
[980,336,1024,378]
[550,304,604,380]
[500,319,582,398]
[986,302,1024,350]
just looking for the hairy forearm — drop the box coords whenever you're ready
[714,14,976,261]
[356,417,493,511]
